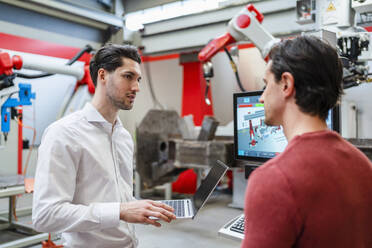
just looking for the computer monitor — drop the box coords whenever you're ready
[233,91,340,163]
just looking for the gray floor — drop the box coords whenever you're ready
[1,192,242,248]
[135,193,242,248]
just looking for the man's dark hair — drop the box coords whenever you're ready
[269,36,343,120]
[89,43,141,86]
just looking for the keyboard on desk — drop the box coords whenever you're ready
[161,200,187,217]
[230,214,245,234]
[218,213,245,241]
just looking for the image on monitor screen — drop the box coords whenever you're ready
[233,91,339,162]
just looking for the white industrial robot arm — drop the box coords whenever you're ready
[198,4,280,63]
[198,4,279,104]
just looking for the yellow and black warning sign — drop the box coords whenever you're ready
[326,2,336,12]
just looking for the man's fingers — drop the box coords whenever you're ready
[144,217,161,227]
[147,209,174,223]
[151,201,175,213]
[151,206,177,220]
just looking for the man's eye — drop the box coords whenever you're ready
[125,75,132,80]
[263,85,266,91]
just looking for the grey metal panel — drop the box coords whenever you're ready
[141,0,317,54]
[142,23,227,54]
[57,0,112,13]
[0,2,106,43]
[142,9,315,54]
[123,0,179,13]
[1,0,123,27]
[0,20,101,49]
[143,0,297,36]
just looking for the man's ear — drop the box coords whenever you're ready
[97,68,107,85]
[281,72,295,98]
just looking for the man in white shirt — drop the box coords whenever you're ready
[32,44,176,248]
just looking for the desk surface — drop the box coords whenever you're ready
[0,175,24,188]
[0,175,25,198]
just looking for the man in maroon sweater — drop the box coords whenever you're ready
[242,36,372,248]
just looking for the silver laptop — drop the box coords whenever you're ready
[158,160,228,220]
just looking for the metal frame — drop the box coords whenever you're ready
[0,185,50,248]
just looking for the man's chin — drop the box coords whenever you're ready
[122,105,133,110]
[116,103,134,110]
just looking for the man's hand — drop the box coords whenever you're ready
[120,200,176,227]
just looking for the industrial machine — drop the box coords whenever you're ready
[1,83,35,142]
[0,45,93,145]
[198,1,372,95]
[0,46,93,247]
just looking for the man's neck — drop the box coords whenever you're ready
[91,94,118,125]
[282,110,328,142]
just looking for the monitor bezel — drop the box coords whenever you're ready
[233,90,269,162]
[233,91,341,163]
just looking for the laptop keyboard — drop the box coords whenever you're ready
[161,200,185,217]
[230,215,245,234]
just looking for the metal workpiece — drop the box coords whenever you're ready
[198,116,219,141]
[136,109,234,189]
[171,138,234,169]
[136,109,183,188]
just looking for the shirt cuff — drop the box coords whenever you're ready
[96,202,120,230]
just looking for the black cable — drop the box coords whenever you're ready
[224,47,246,92]
[1,91,19,102]
[15,72,52,79]
[66,45,93,66]
[343,81,360,89]
[15,44,93,79]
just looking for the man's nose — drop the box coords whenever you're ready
[259,95,264,103]
[132,82,140,92]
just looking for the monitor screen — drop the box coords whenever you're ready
[233,91,339,162]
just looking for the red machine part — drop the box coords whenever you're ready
[236,4,264,29]
[0,52,13,75]
[76,64,95,94]
[247,4,264,23]
[12,55,23,70]
[198,33,236,62]
[0,52,23,76]
[236,14,251,29]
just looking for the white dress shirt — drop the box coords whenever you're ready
[32,103,138,248]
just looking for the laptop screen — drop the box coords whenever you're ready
[192,160,228,214]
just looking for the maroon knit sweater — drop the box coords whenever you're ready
[242,130,372,248]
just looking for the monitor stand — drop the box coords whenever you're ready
[236,160,263,179]
[228,160,263,209]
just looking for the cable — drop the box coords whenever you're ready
[224,47,246,92]
[15,44,93,79]
[66,45,93,66]
[143,61,165,109]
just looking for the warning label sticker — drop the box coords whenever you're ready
[327,2,336,12]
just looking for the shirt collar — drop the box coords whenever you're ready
[83,102,122,127]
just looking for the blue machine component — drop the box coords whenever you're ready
[1,83,35,139]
